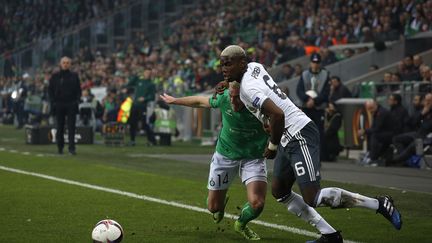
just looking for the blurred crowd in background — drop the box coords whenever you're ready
[0,0,432,163]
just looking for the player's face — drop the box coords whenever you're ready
[230,94,245,112]
[220,56,244,82]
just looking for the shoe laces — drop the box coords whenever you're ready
[242,225,260,239]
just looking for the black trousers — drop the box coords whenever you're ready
[128,105,156,144]
[13,100,26,127]
[55,102,78,152]
[392,132,418,164]
[303,108,325,158]
[367,131,393,160]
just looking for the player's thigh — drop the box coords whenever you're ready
[272,145,296,185]
[240,157,267,186]
[291,124,321,186]
[207,152,239,190]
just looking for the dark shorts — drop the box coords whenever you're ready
[273,122,321,185]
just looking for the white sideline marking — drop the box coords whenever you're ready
[0,165,359,243]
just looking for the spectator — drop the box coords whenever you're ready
[413,55,424,70]
[359,100,394,165]
[320,48,338,66]
[79,89,98,127]
[329,76,352,103]
[405,94,424,132]
[293,63,303,77]
[401,55,421,81]
[11,73,28,129]
[101,88,119,123]
[390,93,432,166]
[419,66,432,93]
[342,48,355,59]
[387,94,409,135]
[296,53,330,159]
[369,64,379,71]
[274,63,294,82]
[322,102,343,162]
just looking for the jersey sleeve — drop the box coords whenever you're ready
[243,84,268,110]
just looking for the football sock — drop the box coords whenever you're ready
[279,192,336,234]
[316,187,379,210]
[237,202,263,226]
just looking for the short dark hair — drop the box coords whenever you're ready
[331,76,341,83]
[391,93,402,104]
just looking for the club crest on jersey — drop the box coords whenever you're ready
[252,97,260,108]
[251,66,260,79]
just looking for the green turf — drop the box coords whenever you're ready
[0,125,431,242]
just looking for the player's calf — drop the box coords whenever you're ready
[314,187,380,210]
[209,195,229,224]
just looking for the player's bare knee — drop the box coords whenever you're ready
[207,202,220,213]
[249,198,265,210]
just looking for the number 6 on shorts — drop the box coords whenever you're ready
[294,162,306,176]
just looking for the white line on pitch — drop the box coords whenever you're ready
[0,165,360,243]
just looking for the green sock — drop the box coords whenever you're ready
[238,202,263,226]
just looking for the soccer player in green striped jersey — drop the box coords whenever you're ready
[160,82,267,240]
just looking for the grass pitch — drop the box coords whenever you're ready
[0,125,431,242]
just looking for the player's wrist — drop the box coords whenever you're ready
[268,141,278,151]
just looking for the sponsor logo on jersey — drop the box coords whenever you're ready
[225,109,233,116]
[252,97,260,107]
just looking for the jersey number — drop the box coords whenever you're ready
[294,162,306,176]
[263,75,287,100]
[209,173,229,187]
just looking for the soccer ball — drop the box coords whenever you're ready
[91,219,124,243]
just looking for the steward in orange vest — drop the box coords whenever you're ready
[117,88,134,124]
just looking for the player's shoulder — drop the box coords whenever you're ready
[211,89,228,102]
[242,62,265,83]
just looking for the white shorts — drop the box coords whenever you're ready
[207,151,267,190]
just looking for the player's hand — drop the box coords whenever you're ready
[138,96,145,102]
[263,147,277,159]
[213,81,229,98]
[160,93,176,104]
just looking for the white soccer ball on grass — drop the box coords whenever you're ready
[91,219,124,243]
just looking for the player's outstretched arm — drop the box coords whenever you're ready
[160,93,211,108]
